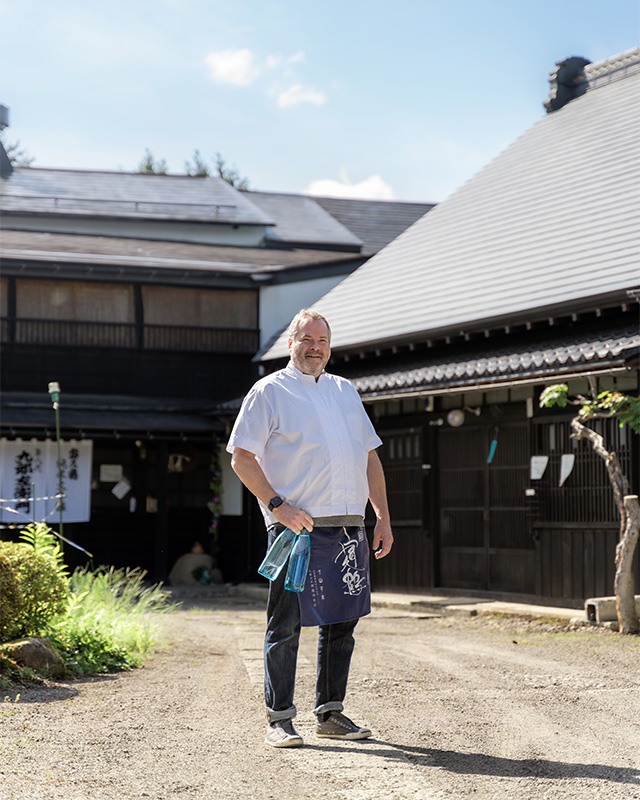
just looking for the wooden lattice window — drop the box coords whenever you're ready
[532,417,634,524]
[377,428,423,526]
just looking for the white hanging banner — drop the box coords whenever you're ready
[559,454,576,487]
[0,439,48,523]
[530,455,549,480]
[0,439,93,524]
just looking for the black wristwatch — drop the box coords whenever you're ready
[268,495,284,512]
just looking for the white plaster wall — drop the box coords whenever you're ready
[7,214,266,247]
[219,444,242,516]
[259,276,346,346]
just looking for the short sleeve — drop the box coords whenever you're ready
[226,386,273,459]
[345,380,382,451]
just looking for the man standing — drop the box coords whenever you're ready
[227,309,393,748]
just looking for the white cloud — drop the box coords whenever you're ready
[305,175,396,201]
[266,50,305,70]
[276,84,327,108]
[203,48,326,107]
[204,48,259,86]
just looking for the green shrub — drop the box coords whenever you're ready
[0,651,39,688]
[1,523,175,680]
[48,627,138,676]
[0,525,69,642]
[47,565,175,676]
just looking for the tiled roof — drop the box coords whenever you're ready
[312,196,434,255]
[0,230,362,276]
[261,47,640,360]
[0,168,273,226]
[349,327,640,398]
[242,191,364,250]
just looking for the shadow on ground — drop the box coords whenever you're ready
[310,740,640,788]
[3,673,120,704]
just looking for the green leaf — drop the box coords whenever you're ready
[539,384,569,409]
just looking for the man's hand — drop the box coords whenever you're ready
[273,502,314,535]
[372,519,393,559]
[367,449,393,559]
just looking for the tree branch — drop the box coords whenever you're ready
[570,416,628,522]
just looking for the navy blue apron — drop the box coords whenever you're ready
[297,525,371,627]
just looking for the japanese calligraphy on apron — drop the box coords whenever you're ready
[298,525,371,627]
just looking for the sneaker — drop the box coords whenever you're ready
[315,711,372,740]
[265,719,304,748]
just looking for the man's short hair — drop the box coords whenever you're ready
[287,309,331,342]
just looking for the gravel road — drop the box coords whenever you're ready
[1,595,638,800]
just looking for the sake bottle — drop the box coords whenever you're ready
[258,527,296,580]
[284,532,311,593]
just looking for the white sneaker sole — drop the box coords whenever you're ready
[316,729,372,740]
[265,735,304,748]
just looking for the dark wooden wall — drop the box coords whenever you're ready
[1,276,260,403]
[534,525,634,602]
[369,425,435,590]
[1,342,256,402]
[369,409,638,602]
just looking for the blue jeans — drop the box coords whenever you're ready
[264,526,359,723]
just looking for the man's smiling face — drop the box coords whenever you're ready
[289,318,331,378]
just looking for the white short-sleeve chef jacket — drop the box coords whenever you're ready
[226,362,382,526]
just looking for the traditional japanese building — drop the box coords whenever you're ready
[257,48,640,604]
[0,152,432,581]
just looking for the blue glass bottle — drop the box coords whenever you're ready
[284,532,311,593]
[258,527,296,580]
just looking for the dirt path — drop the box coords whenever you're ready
[1,596,639,800]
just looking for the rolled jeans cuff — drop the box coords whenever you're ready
[313,700,343,717]
[266,705,297,723]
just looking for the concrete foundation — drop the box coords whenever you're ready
[585,595,640,623]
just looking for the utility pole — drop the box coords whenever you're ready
[47,381,64,548]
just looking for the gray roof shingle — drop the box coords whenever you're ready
[0,168,274,226]
[312,196,434,255]
[0,229,362,275]
[261,47,640,360]
[243,191,364,250]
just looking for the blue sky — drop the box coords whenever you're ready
[1,0,638,201]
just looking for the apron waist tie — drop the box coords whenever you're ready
[312,515,364,527]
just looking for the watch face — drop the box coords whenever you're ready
[269,496,283,510]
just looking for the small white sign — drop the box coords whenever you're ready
[530,455,549,480]
[559,454,576,487]
[112,478,131,500]
[100,464,123,482]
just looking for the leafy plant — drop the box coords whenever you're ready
[0,525,69,641]
[46,566,176,676]
[48,627,138,676]
[0,131,35,166]
[19,523,69,579]
[137,148,168,174]
[208,448,223,546]
[1,523,176,680]
[539,384,569,408]
[0,652,39,688]
[540,385,640,432]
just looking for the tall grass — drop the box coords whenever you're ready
[1,524,178,681]
[47,566,177,676]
